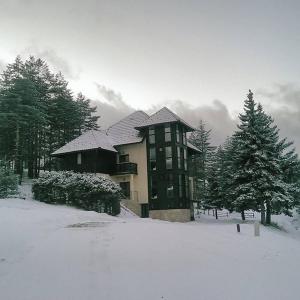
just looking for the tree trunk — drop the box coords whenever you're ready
[28,158,34,178]
[241,210,245,221]
[28,128,36,178]
[190,203,195,221]
[14,122,22,176]
[266,200,271,225]
[260,202,266,224]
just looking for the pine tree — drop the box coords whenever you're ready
[220,136,239,212]
[0,56,100,179]
[231,90,299,223]
[188,120,215,207]
[75,93,99,134]
[206,146,226,209]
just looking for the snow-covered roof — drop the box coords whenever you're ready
[135,107,195,131]
[52,130,117,155]
[52,111,149,156]
[52,108,196,156]
[106,111,149,145]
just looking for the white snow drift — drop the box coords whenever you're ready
[0,186,300,300]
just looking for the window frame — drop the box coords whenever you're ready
[166,174,174,198]
[164,123,171,142]
[77,152,82,165]
[119,154,129,163]
[149,126,155,144]
[149,146,157,171]
[151,176,158,200]
[165,146,173,170]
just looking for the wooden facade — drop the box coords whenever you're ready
[57,149,117,174]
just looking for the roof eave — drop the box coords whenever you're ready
[135,120,195,132]
[51,146,117,157]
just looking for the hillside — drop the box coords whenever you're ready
[0,185,299,300]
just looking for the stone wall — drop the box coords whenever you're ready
[149,209,191,222]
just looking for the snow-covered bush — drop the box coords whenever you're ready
[33,171,122,215]
[0,161,18,198]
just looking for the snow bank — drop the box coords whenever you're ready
[1,195,300,300]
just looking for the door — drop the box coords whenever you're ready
[141,204,149,218]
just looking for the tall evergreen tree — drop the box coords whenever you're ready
[0,56,100,179]
[188,120,215,207]
[75,93,99,134]
[231,90,299,223]
[206,146,226,209]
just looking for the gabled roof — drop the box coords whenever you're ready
[52,130,117,156]
[52,107,196,156]
[52,111,149,156]
[135,106,195,131]
[106,111,149,145]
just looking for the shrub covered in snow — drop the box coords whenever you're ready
[0,161,18,198]
[32,171,122,215]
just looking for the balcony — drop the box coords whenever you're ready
[112,162,138,175]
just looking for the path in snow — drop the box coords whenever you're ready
[0,196,300,300]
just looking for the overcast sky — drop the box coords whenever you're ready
[0,0,300,148]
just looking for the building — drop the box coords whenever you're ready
[52,107,200,222]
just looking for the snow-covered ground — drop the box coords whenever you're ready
[1,185,300,300]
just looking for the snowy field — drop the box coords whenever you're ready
[1,185,300,300]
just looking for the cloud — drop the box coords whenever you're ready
[91,83,300,153]
[163,100,236,146]
[93,84,236,146]
[257,84,300,153]
[20,44,80,79]
[92,84,135,129]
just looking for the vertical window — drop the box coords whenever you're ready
[164,123,171,142]
[120,182,130,198]
[165,146,172,169]
[185,175,189,198]
[177,146,181,169]
[179,175,183,198]
[166,174,174,198]
[184,148,187,170]
[183,129,187,145]
[176,124,180,143]
[151,176,158,199]
[150,147,156,171]
[149,126,155,144]
[119,154,129,163]
[77,153,82,165]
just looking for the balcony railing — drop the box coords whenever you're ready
[112,162,138,175]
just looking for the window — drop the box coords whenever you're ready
[149,126,155,144]
[184,148,187,170]
[151,176,158,199]
[164,123,171,142]
[166,174,174,198]
[165,146,172,169]
[120,182,130,198]
[119,154,129,163]
[150,147,156,170]
[176,125,180,143]
[185,175,189,198]
[179,175,183,198]
[183,129,187,145]
[77,153,82,165]
[177,146,182,169]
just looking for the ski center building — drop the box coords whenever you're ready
[52,107,200,222]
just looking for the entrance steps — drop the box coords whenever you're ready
[120,201,140,217]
